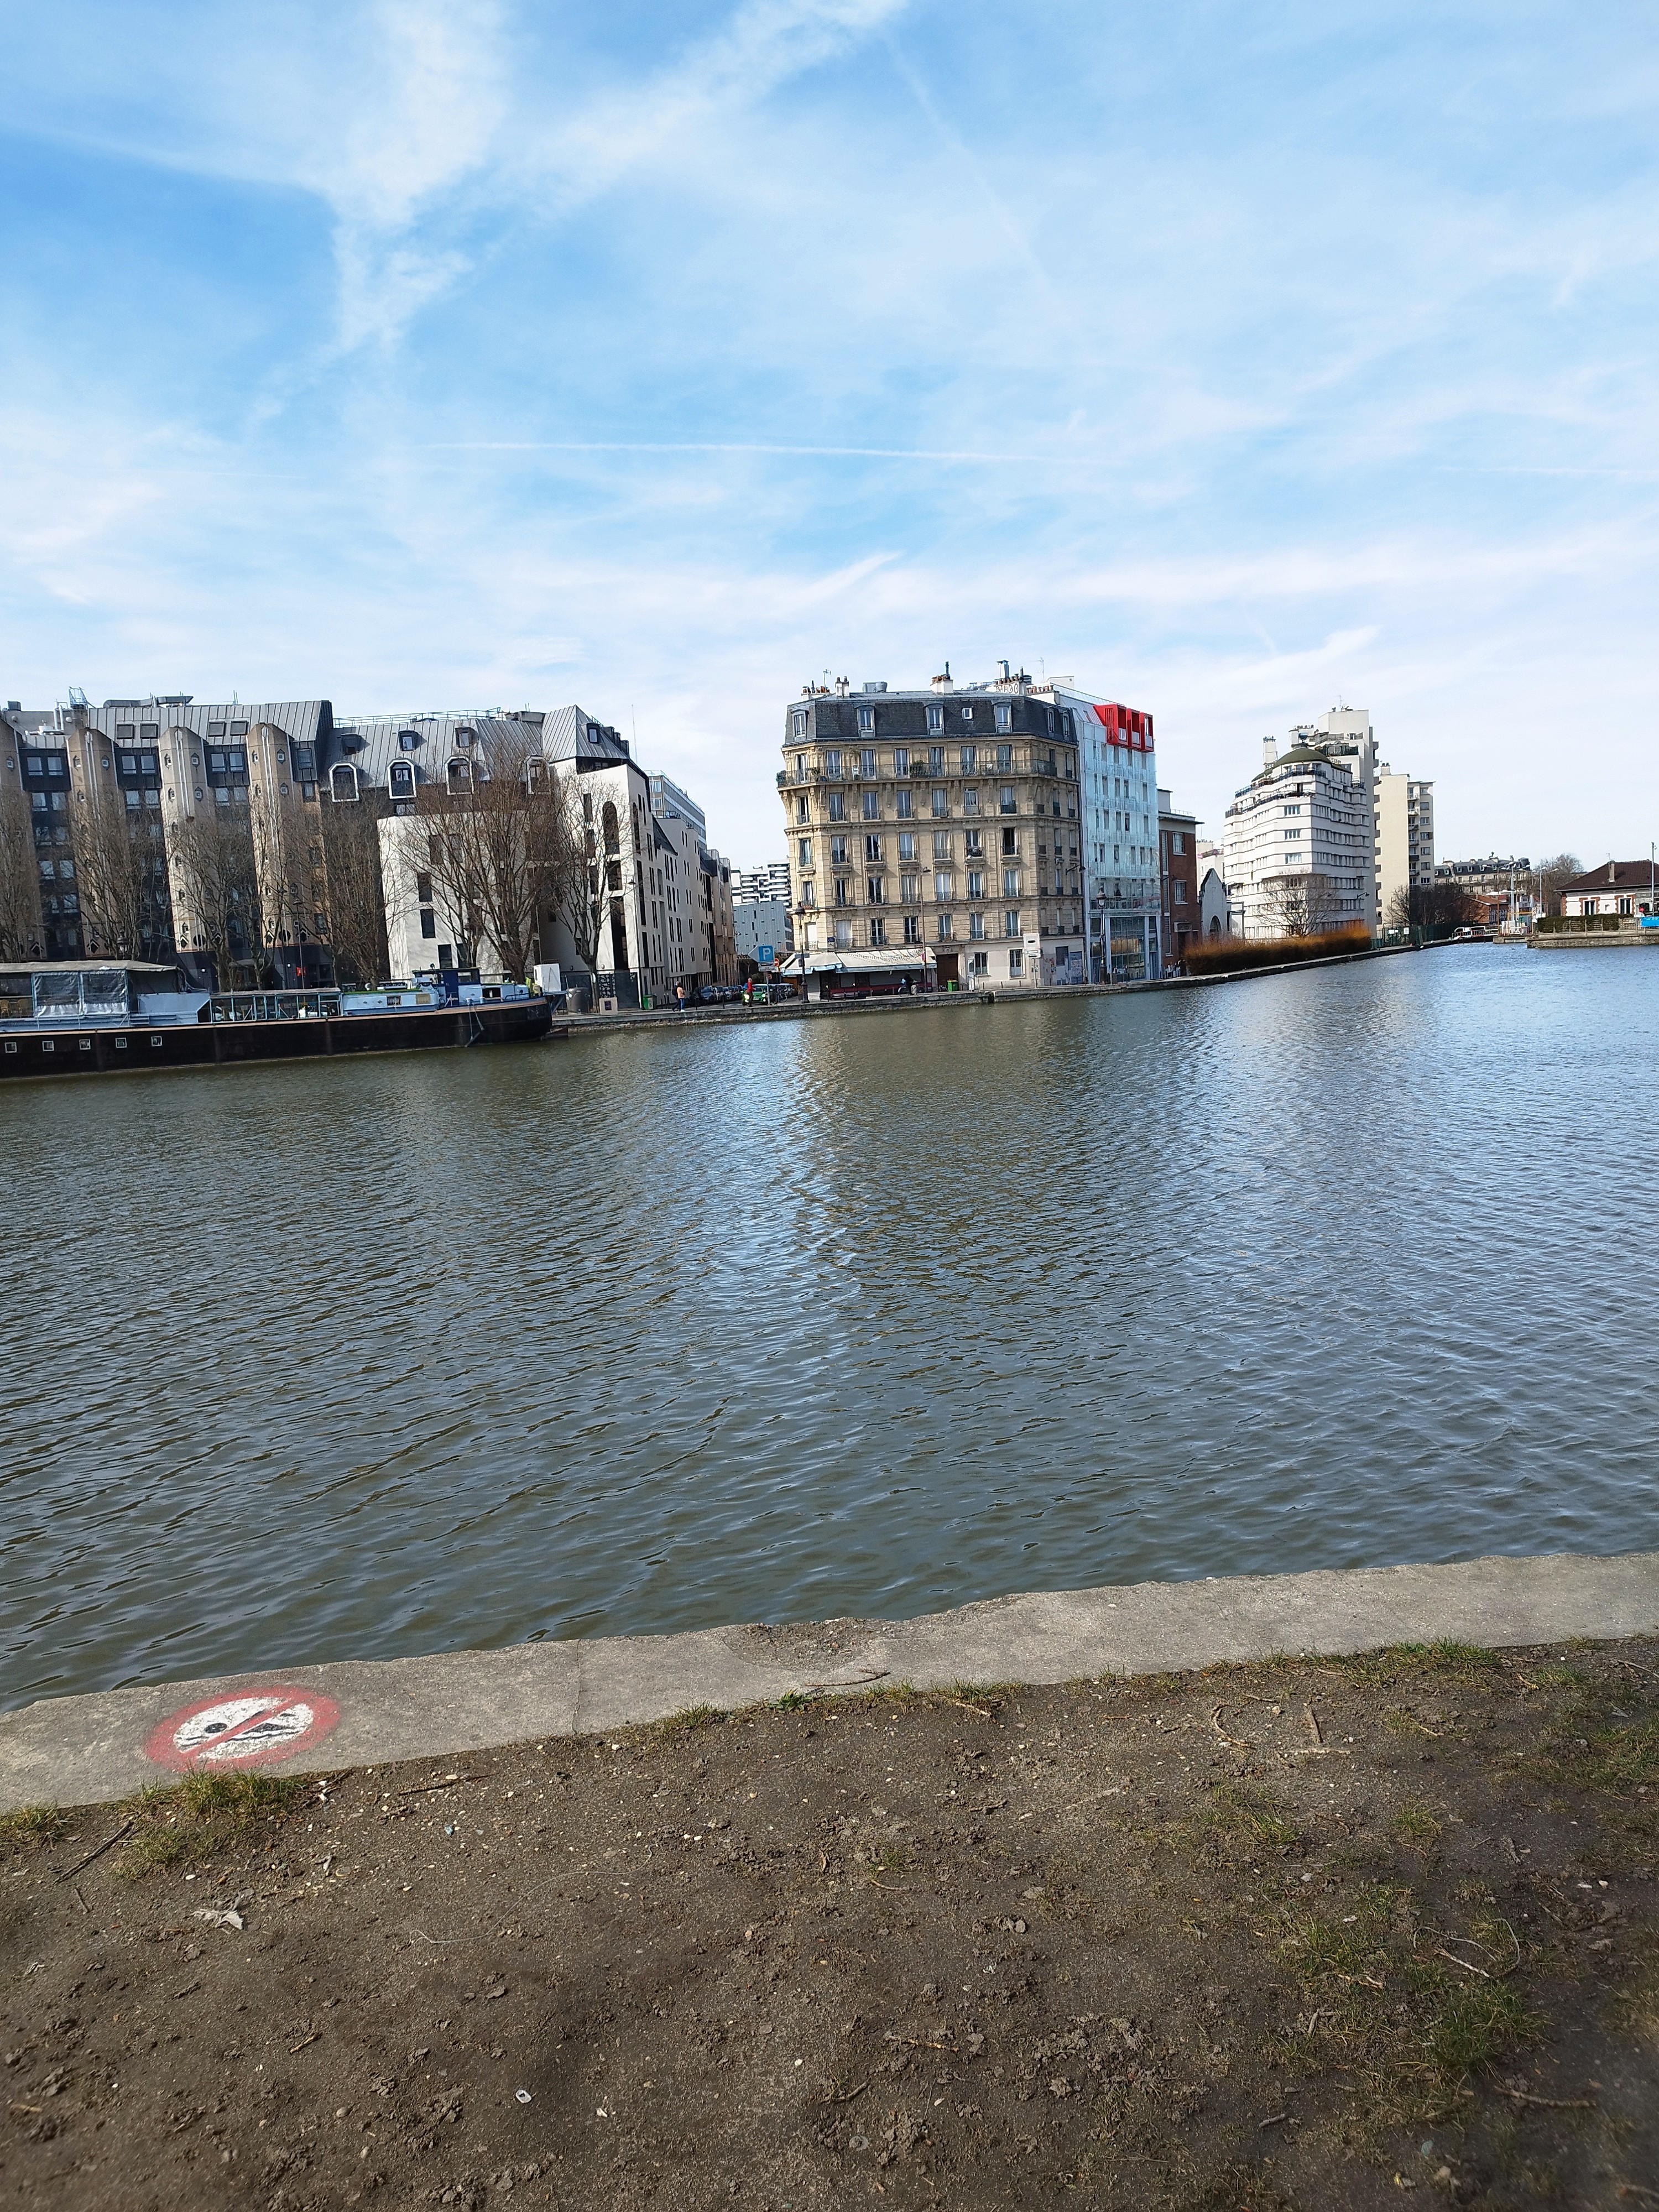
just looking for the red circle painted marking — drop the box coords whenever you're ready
[144,1687,341,1772]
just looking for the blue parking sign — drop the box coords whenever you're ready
[757,944,775,965]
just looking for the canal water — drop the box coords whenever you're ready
[4,946,1656,1708]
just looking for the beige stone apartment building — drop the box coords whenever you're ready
[778,672,1084,988]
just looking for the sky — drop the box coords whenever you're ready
[2,1,1656,870]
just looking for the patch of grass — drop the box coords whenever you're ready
[0,1803,68,1853]
[774,1691,812,1712]
[1392,1803,1444,1853]
[1187,1783,1302,1866]
[1423,1981,1532,2075]
[655,1702,725,1736]
[1273,1890,1537,2131]
[1328,1640,1504,1690]
[118,1770,301,1878]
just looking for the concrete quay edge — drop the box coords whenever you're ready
[564,942,1418,1032]
[4,1548,1657,1814]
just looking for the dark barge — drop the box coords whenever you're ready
[0,963,561,1079]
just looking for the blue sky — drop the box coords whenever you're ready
[2,1,1656,868]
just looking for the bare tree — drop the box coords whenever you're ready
[1534,852,1583,918]
[317,800,389,986]
[169,807,262,990]
[406,729,582,980]
[74,795,173,961]
[0,781,45,960]
[1266,870,1341,937]
[1386,881,1480,937]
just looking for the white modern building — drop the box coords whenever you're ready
[1222,716,1378,940]
[733,896,792,968]
[734,860,791,903]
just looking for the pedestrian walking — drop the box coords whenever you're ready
[675,982,687,1016]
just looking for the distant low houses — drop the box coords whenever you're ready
[1558,860,1659,919]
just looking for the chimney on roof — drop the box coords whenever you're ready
[1262,737,1277,766]
[931,662,952,692]
[1609,860,1618,881]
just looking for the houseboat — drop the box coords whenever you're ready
[0,962,560,1079]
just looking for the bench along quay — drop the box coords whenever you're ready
[0,961,560,1079]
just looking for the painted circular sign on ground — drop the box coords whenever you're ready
[144,1687,340,1772]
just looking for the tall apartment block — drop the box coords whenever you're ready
[1374,768,1434,925]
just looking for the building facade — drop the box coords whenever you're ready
[2,693,737,1004]
[779,669,1086,988]
[1036,684,1160,979]
[1436,856,1534,933]
[1221,728,1376,940]
[1375,767,1435,926]
[733,896,793,971]
[1558,860,1659,918]
[1158,789,1199,969]
[734,860,791,904]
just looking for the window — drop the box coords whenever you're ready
[999,786,1016,814]
[903,914,921,944]
[800,879,815,907]
[230,721,248,736]
[824,748,842,778]
[419,908,437,938]
[827,791,845,821]
[963,785,979,815]
[835,919,853,948]
[799,837,811,868]
[893,747,910,775]
[796,795,810,823]
[969,914,985,940]
[1003,868,1020,898]
[997,744,1012,773]
[931,787,947,818]
[964,828,983,857]
[900,872,919,902]
[331,764,359,801]
[857,706,874,734]
[995,703,1011,733]
[1001,826,1017,855]
[398,729,421,751]
[830,834,849,864]
[1173,881,1187,904]
[895,787,912,819]
[792,708,807,738]
[968,870,984,900]
[860,788,879,821]
[1008,947,1023,973]
[140,722,160,738]
[860,748,875,777]
[960,745,977,774]
[961,705,974,724]
[934,870,953,901]
[926,746,943,776]
[864,833,881,861]
[389,760,414,797]
[936,912,954,938]
[926,705,943,733]
[416,870,434,901]
[869,917,886,945]
[834,878,851,906]
[932,831,951,859]
[866,874,886,905]
[1173,832,1185,854]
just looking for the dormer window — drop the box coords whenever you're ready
[857,705,875,733]
[389,760,415,797]
[398,729,422,750]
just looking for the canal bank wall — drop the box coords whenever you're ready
[565,941,1418,1032]
[4,1547,1655,1814]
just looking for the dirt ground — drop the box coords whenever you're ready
[3,1636,1657,2211]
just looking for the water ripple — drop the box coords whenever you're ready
[4,945,1657,1705]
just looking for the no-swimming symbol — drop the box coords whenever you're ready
[144,1687,341,1772]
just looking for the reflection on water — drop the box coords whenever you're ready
[4,946,1656,1707]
